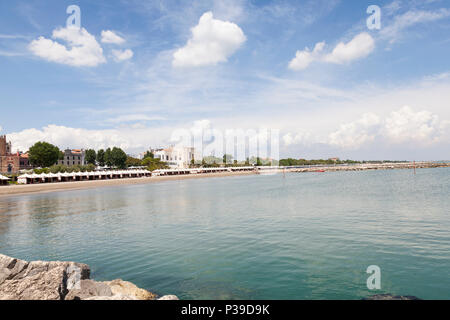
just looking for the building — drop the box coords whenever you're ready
[0,135,32,174]
[58,149,86,166]
[151,146,195,169]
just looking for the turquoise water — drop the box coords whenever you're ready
[0,168,449,300]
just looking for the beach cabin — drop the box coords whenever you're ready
[0,174,10,186]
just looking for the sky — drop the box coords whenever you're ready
[1,0,450,160]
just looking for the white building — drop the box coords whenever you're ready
[151,146,195,169]
[58,149,86,167]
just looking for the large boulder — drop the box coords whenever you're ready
[65,279,113,300]
[102,279,157,300]
[0,254,89,300]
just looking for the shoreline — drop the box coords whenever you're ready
[1,162,449,198]
[0,171,256,198]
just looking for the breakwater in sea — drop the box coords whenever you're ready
[282,162,450,173]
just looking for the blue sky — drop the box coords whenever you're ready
[1,0,450,160]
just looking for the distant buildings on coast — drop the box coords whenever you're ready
[58,149,86,167]
[146,146,196,169]
[1,132,280,174]
[0,135,32,174]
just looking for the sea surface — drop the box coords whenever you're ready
[0,168,449,299]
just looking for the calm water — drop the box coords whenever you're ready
[0,168,449,299]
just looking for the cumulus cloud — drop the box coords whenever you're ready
[324,32,375,64]
[8,125,133,152]
[289,32,375,70]
[282,132,312,146]
[328,113,381,149]
[327,106,449,149]
[383,106,445,145]
[28,27,106,67]
[112,49,134,62]
[173,11,246,67]
[101,30,125,44]
[288,42,325,71]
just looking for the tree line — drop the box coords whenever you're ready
[27,142,167,171]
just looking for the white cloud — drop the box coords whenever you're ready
[288,42,325,71]
[101,30,126,44]
[282,132,312,146]
[383,106,445,144]
[327,106,449,149]
[328,113,381,149]
[381,8,450,43]
[28,27,106,67]
[289,32,375,70]
[173,11,246,67]
[8,125,131,152]
[324,32,375,64]
[112,49,134,62]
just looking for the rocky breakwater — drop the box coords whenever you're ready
[0,254,178,300]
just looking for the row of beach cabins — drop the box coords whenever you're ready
[0,167,256,185]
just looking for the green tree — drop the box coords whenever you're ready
[142,157,168,171]
[104,148,112,167]
[96,149,105,166]
[256,157,263,166]
[28,142,60,168]
[126,156,142,167]
[85,149,97,165]
[223,154,233,164]
[143,151,154,159]
[110,147,127,169]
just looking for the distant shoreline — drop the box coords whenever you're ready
[1,162,449,198]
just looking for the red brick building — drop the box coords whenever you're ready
[0,135,32,174]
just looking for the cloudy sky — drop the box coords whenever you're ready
[1,0,450,160]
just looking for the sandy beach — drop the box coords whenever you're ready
[0,171,256,198]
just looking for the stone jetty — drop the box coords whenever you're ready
[286,161,450,173]
[0,254,178,300]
